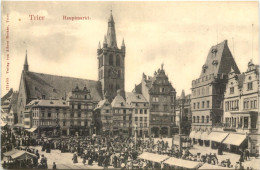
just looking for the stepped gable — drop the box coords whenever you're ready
[23,71,103,102]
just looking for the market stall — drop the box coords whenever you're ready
[163,157,202,169]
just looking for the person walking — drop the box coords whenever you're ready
[72,152,78,164]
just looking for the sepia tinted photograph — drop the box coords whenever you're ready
[1,1,259,169]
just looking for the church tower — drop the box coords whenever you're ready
[24,50,29,71]
[97,11,125,101]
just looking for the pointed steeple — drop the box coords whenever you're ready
[98,41,101,49]
[24,50,29,71]
[121,38,125,52]
[103,35,108,48]
[180,90,185,100]
[107,10,117,48]
[121,38,125,47]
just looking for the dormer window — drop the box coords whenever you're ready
[212,60,218,65]
[50,101,54,104]
[211,48,218,54]
[120,102,124,106]
[53,89,56,93]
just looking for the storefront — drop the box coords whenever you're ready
[222,133,247,154]
[207,131,229,149]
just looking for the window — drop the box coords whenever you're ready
[230,87,234,94]
[144,110,147,114]
[72,104,74,109]
[193,116,195,123]
[144,117,147,121]
[135,109,138,114]
[123,109,126,114]
[42,113,44,117]
[135,117,138,121]
[42,95,45,99]
[48,113,51,117]
[197,102,200,109]
[106,110,109,113]
[144,123,147,127]
[193,103,196,109]
[109,54,113,65]
[123,116,126,121]
[140,123,143,127]
[206,116,209,123]
[164,105,168,111]
[70,113,73,118]
[116,55,120,66]
[78,113,81,118]
[244,117,248,128]
[247,82,253,90]
[202,101,205,108]
[140,109,143,114]
[197,116,200,123]
[207,101,210,108]
[118,70,121,78]
[63,121,66,126]
[78,104,81,109]
[140,117,143,121]
[202,116,205,123]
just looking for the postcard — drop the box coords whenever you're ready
[1,1,259,169]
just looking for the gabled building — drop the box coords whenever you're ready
[126,92,150,137]
[93,92,113,136]
[176,90,192,135]
[133,64,176,137]
[1,88,19,126]
[111,90,133,136]
[190,40,240,146]
[221,60,259,155]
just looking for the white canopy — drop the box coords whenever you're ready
[223,133,247,146]
[163,157,202,169]
[11,151,37,160]
[207,132,229,143]
[189,131,196,138]
[138,152,169,163]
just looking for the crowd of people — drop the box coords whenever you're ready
[0,126,254,170]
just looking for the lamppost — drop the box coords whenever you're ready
[134,124,137,150]
[179,93,185,154]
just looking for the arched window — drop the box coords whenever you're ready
[202,116,205,123]
[109,54,113,65]
[116,84,120,90]
[118,70,121,78]
[197,116,200,123]
[100,56,103,67]
[116,55,120,66]
[193,116,195,123]
[206,116,209,123]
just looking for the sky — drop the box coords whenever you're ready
[1,1,259,97]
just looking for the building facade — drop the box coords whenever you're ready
[111,90,133,136]
[126,92,150,137]
[1,89,18,126]
[134,64,176,137]
[219,60,259,155]
[190,40,240,146]
[93,93,113,136]
[176,90,192,135]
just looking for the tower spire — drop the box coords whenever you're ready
[107,10,117,48]
[24,50,29,71]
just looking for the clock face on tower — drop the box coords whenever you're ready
[110,67,118,78]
